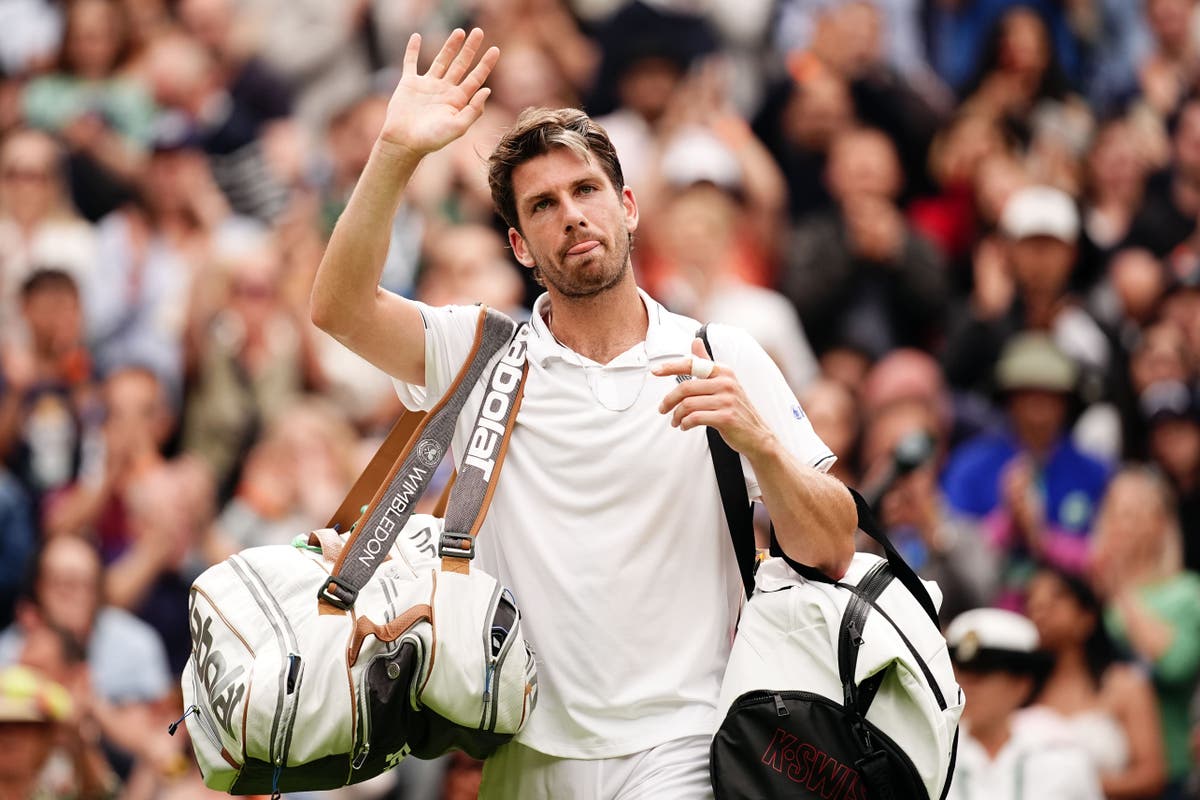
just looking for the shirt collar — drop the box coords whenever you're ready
[526,288,679,367]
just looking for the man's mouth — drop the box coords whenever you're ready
[565,240,600,256]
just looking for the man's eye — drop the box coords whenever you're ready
[578,185,595,194]
[533,199,550,212]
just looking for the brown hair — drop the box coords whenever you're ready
[488,107,624,233]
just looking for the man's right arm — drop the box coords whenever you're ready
[310,28,498,387]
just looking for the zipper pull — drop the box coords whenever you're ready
[352,743,370,770]
[168,705,199,736]
[773,694,789,717]
[847,619,864,647]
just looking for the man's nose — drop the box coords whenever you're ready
[561,198,587,231]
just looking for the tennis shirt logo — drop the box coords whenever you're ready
[463,329,529,481]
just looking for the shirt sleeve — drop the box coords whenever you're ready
[392,302,486,412]
[707,323,836,500]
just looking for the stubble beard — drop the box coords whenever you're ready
[536,230,633,300]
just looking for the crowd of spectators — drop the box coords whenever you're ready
[0,0,1199,797]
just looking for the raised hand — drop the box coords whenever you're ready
[380,28,500,159]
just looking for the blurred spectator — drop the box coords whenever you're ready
[590,1,716,192]
[798,377,859,487]
[946,606,1103,800]
[860,396,998,624]
[107,458,212,675]
[142,32,290,223]
[0,535,177,790]
[0,663,116,800]
[1136,0,1200,119]
[755,68,856,222]
[643,179,818,393]
[0,467,34,629]
[793,1,944,198]
[1023,564,1168,798]
[1078,119,1154,291]
[780,127,948,358]
[237,0,371,135]
[942,333,1111,605]
[81,140,225,402]
[909,111,1008,270]
[210,396,361,553]
[1091,466,1200,797]
[183,229,320,493]
[176,0,294,125]
[944,184,1111,404]
[1126,96,1200,258]
[22,0,154,220]
[1139,381,1200,572]
[0,128,96,337]
[930,0,1087,96]
[1,270,93,519]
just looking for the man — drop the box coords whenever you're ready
[945,608,1102,800]
[941,334,1110,607]
[310,28,856,798]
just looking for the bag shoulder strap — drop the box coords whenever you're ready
[318,306,518,612]
[698,324,757,600]
[326,410,426,533]
[438,323,530,574]
[699,321,939,625]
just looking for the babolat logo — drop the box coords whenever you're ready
[464,328,529,481]
[190,606,247,737]
[761,729,867,799]
[415,439,441,466]
[357,468,428,568]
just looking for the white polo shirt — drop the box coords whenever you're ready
[394,290,834,759]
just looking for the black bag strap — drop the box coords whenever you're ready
[697,324,757,600]
[318,308,523,612]
[698,323,939,626]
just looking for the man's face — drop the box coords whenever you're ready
[1007,389,1068,453]
[1009,236,1075,295]
[508,148,638,300]
[955,667,1031,731]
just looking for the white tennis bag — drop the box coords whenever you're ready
[709,491,962,800]
[177,308,538,795]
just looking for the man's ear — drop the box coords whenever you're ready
[623,186,639,233]
[509,228,535,268]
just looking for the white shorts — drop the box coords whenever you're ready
[478,734,715,800]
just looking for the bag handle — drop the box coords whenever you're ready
[699,325,939,626]
[318,306,517,612]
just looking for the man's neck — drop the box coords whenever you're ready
[543,276,648,364]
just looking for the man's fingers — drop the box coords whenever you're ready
[401,32,422,76]
[652,357,723,379]
[458,87,491,125]
[444,27,484,84]
[671,395,724,428]
[658,375,727,414]
[427,28,466,78]
[460,46,501,97]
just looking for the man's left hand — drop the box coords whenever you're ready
[653,338,776,458]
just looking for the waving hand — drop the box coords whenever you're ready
[380,28,500,159]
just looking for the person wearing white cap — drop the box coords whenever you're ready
[945,608,1103,800]
[943,183,1111,403]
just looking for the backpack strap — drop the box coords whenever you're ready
[318,307,518,612]
[778,490,940,627]
[439,323,530,574]
[697,322,939,626]
[697,324,757,600]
